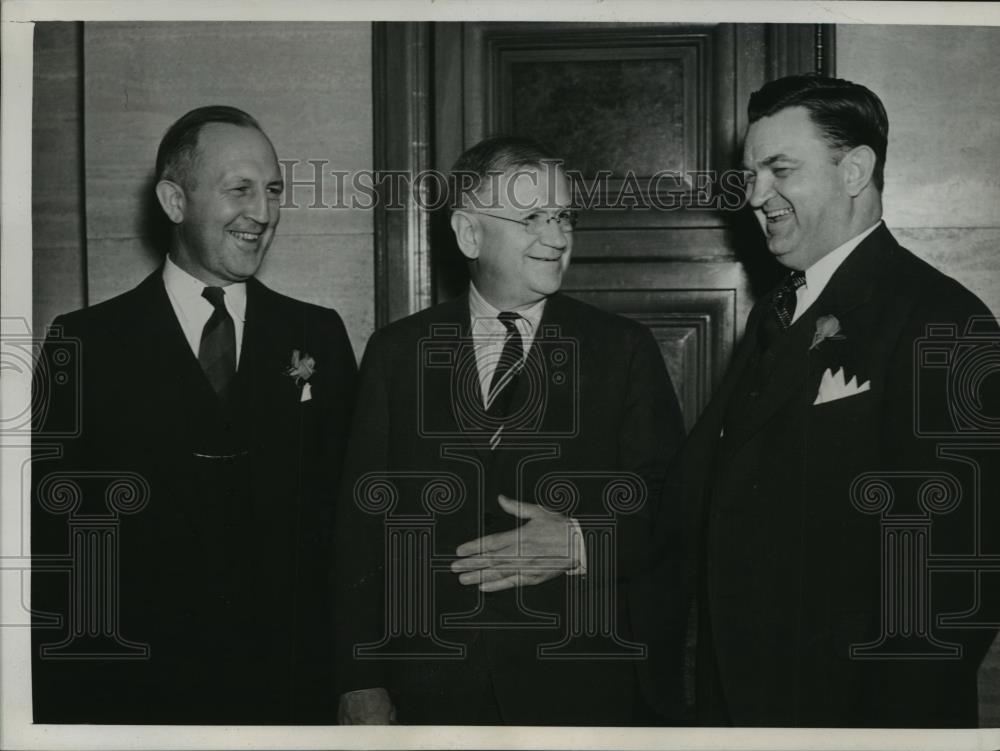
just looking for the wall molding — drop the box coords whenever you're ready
[371,22,434,327]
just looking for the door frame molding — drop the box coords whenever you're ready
[371,22,434,328]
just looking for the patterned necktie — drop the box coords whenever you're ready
[773,270,806,328]
[486,312,523,417]
[759,270,806,350]
[199,286,236,401]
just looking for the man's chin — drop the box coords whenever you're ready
[767,238,800,265]
[224,248,269,279]
[535,276,564,297]
[769,248,810,272]
[217,263,265,284]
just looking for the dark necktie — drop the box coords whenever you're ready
[759,270,806,351]
[486,312,523,418]
[199,286,236,401]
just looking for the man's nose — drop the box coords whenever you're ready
[245,189,273,224]
[537,219,570,249]
[747,173,772,209]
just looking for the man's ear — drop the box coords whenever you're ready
[450,210,480,261]
[841,145,877,197]
[155,180,186,224]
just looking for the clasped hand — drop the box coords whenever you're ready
[450,495,580,592]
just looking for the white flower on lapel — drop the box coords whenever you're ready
[285,349,316,402]
[813,366,870,405]
[810,315,844,350]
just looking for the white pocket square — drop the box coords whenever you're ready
[300,383,313,403]
[813,367,870,405]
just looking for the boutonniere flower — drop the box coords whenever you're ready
[810,315,844,350]
[285,349,316,402]
[286,349,316,384]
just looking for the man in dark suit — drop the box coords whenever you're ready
[684,75,1000,727]
[31,106,357,724]
[334,137,685,725]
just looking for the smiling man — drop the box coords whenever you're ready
[334,136,684,725]
[679,75,1000,727]
[31,106,357,723]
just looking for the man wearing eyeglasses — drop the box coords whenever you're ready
[334,136,685,725]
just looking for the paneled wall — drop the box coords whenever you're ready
[33,21,375,358]
[839,25,1000,319]
[32,23,85,333]
[838,25,1000,726]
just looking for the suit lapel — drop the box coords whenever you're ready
[413,294,490,460]
[520,293,580,436]
[241,278,307,446]
[691,305,764,449]
[723,303,822,449]
[723,224,894,453]
[109,270,222,415]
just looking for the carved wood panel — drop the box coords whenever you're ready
[565,278,740,430]
[468,23,735,231]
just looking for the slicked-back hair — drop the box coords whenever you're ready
[449,135,562,211]
[748,75,889,191]
[155,105,265,189]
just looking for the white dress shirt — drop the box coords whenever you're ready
[467,283,586,575]
[162,255,247,365]
[791,220,882,324]
[468,283,546,405]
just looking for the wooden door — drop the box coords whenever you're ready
[374,21,833,429]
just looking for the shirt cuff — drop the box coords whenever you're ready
[566,518,587,576]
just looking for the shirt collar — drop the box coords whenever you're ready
[468,283,546,332]
[163,254,247,323]
[804,220,882,296]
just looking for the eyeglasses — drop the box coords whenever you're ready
[471,209,579,235]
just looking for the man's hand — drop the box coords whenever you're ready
[338,687,396,724]
[451,495,581,592]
